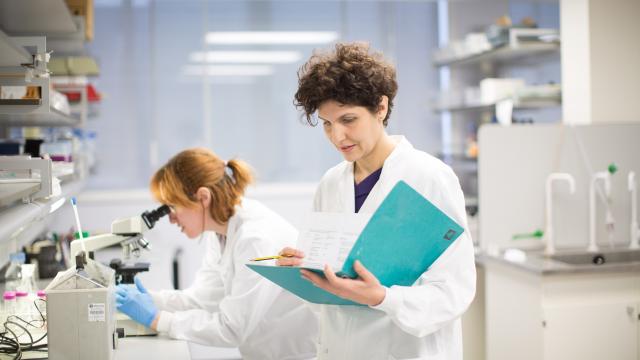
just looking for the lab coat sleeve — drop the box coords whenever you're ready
[370,169,477,338]
[312,183,323,212]
[150,236,225,313]
[155,235,283,347]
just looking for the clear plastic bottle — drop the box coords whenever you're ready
[15,291,29,318]
[35,290,46,319]
[19,263,38,294]
[4,252,25,292]
[2,291,17,324]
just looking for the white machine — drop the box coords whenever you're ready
[46,257,118,360]
[55,205,170,343]
[69,204,170,273]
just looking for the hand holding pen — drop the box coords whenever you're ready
[249,247,304,266]
[275,247,305,266]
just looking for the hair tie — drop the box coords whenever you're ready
[223,161,235,181]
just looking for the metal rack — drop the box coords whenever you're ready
[0,178,85,267]
[0,155,86,267]
[434,97,561,113]
[0,32,82,128]
[433,28,560,67]
[0,0,90,265]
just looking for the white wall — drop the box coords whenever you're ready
[561,0,640,125]
[589,0,640,124]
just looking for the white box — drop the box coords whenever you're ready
[480,78,525,104]
[46,262,117,360]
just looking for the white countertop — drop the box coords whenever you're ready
[115,336,191,360]
[115,336,242,360]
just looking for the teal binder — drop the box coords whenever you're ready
[247,180,464,306]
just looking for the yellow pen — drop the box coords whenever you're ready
[250,254,294,261]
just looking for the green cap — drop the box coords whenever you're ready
[608,163,618,175]
[512,229,544,240]
[74,231,90,239]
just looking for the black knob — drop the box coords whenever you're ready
[592,254,606,265]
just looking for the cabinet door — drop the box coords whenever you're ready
[543,302,638,360]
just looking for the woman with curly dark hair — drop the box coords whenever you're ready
[277,42,476,360]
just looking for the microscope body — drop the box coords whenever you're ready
[68,205,170,281]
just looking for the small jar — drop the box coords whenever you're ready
[15,291,29,317]
[36,290,46,318]
[2,291,17,323]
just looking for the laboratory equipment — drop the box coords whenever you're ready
[35,290,46,319]
[629,172,639,249]
[1,291,16,324]
[588,171,612,253]
[67,204,169,337]
[46,255,118,360]
[15,291,28,317]
[69,204,170,281]
[544,173,576,256]
[0,156,53,205]
[20,263,38,293]
[3,252,25,292]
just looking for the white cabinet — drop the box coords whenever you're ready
[542,302,639,360]
[485,259,640,360]
[462,264,486,360]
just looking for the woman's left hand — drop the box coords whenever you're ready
[300,260,386,306]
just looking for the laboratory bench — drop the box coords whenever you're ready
[0,335,243,360]
[115,336,191,360]
[476,248,640,275]
[0,338,186,360]
[477,248,640,360]
[118,336,241,360]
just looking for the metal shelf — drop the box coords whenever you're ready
[0,99,42,106]
[1,73,82,128]
[0,0,77,35]
[0,178,86,265]
[0,29,31,67]
[0,107,80,127]
[434,98,561,114]
[0,181,40,208]
[434,42,559,67]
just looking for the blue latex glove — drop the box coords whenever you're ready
[115,277,157,328]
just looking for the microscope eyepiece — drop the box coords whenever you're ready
[141,204,171,230]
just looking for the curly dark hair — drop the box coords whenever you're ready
[294,42,398,127]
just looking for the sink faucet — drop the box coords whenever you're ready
[589,171,612,253]
[544,173,576,256]
[629,172,639,250]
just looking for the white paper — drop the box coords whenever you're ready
[297,212,370,271]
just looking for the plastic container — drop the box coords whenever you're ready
[19,263,38,294]
[15,291,29,317]
[2,291,17,324]
[35,290,47,319]
[4,252,25,292]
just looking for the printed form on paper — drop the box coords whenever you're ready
[297,212,371,271]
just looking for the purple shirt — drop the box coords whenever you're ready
[354,167,383,213]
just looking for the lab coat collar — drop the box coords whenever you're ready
[341,135,412,213]
[223,198,246,249]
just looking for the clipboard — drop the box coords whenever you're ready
[247,180,464,306]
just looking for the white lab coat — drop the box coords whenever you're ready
[312,136,476,360]
[150,198,318,360]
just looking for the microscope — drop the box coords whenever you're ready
[69,204,170,284]
[61,204,171,340]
